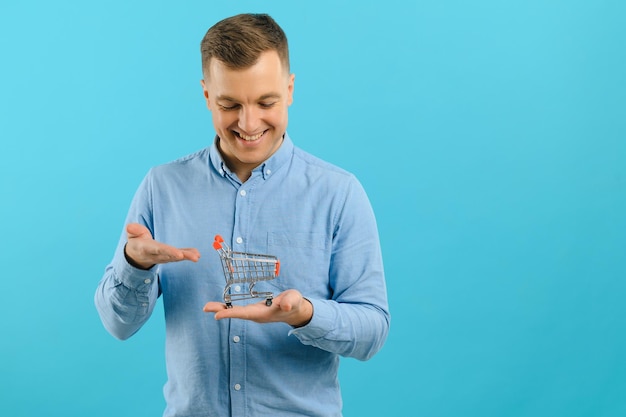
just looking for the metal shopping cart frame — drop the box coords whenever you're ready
[212,235,280,308]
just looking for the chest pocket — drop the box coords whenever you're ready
[260,231,332,299]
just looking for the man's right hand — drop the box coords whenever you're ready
[124,223,201,270]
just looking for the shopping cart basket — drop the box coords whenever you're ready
[212,235,280,308]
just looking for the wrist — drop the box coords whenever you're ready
[124,244,154,270]
[291,297,313,328]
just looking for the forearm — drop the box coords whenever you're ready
[94,254,160,340]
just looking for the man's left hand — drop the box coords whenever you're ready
[203,289,313,328]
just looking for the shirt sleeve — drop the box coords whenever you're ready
[289,176,390,361]
[94,171,161,341]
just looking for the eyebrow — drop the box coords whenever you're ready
[216,93,282,103]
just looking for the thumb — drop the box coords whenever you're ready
[275,289,302,312]
[126,223,152,240]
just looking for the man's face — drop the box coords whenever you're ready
[201,50,294,180]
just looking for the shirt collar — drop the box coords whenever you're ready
[208,132,294,181]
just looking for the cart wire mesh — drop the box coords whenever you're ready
[213,235,280,307]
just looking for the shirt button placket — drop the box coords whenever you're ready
[230,182,250,416]
[234,187,247,249]
[229,321,245,413]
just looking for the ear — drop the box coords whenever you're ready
[200,79,211,110]
[287,73,295,106]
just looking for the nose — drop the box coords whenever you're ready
[238,106,261,133]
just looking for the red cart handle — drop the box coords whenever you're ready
[213,234,224,250]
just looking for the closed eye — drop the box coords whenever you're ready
[218,104,240,111]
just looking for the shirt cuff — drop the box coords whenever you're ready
[288,298,336,341]
[112,251,159,291]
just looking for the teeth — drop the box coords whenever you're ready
[239,131,264,141]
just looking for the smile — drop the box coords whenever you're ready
[235,130,266,141]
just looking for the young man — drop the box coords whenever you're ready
[95,13,389,417]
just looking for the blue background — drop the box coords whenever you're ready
[1,1,625,416]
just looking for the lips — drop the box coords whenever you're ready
[235,130,266,141]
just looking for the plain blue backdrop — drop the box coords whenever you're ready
[1,1,625,416]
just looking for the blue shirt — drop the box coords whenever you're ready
[95,134,390,417]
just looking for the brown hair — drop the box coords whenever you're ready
[200,13,290,79]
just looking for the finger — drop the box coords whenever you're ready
[157,247,187,262]
[213,305,252,320]
[136,240,195,261]
[180,248,201,262]
[211,303,271,321]
[131,241,185,265]
[126,223,152,239]
[203,302,228,313]
[274,289,302,312]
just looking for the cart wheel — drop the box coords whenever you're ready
[265,299,273,307]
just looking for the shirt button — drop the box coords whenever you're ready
[240,190,247,197]
[266,169,271,176]
[234,384,241,391]
[234,285,241,293]
[236,237,243,244]
[144,279,151,284]
[233,336,240,343]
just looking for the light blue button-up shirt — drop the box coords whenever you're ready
[95,134,390,417]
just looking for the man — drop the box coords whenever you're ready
[95,13,389,417]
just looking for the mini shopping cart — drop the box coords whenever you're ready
[212,235,280,308]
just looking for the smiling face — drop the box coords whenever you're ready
[201,50,295,181]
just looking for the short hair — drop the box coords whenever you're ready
[200,13,290,79]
